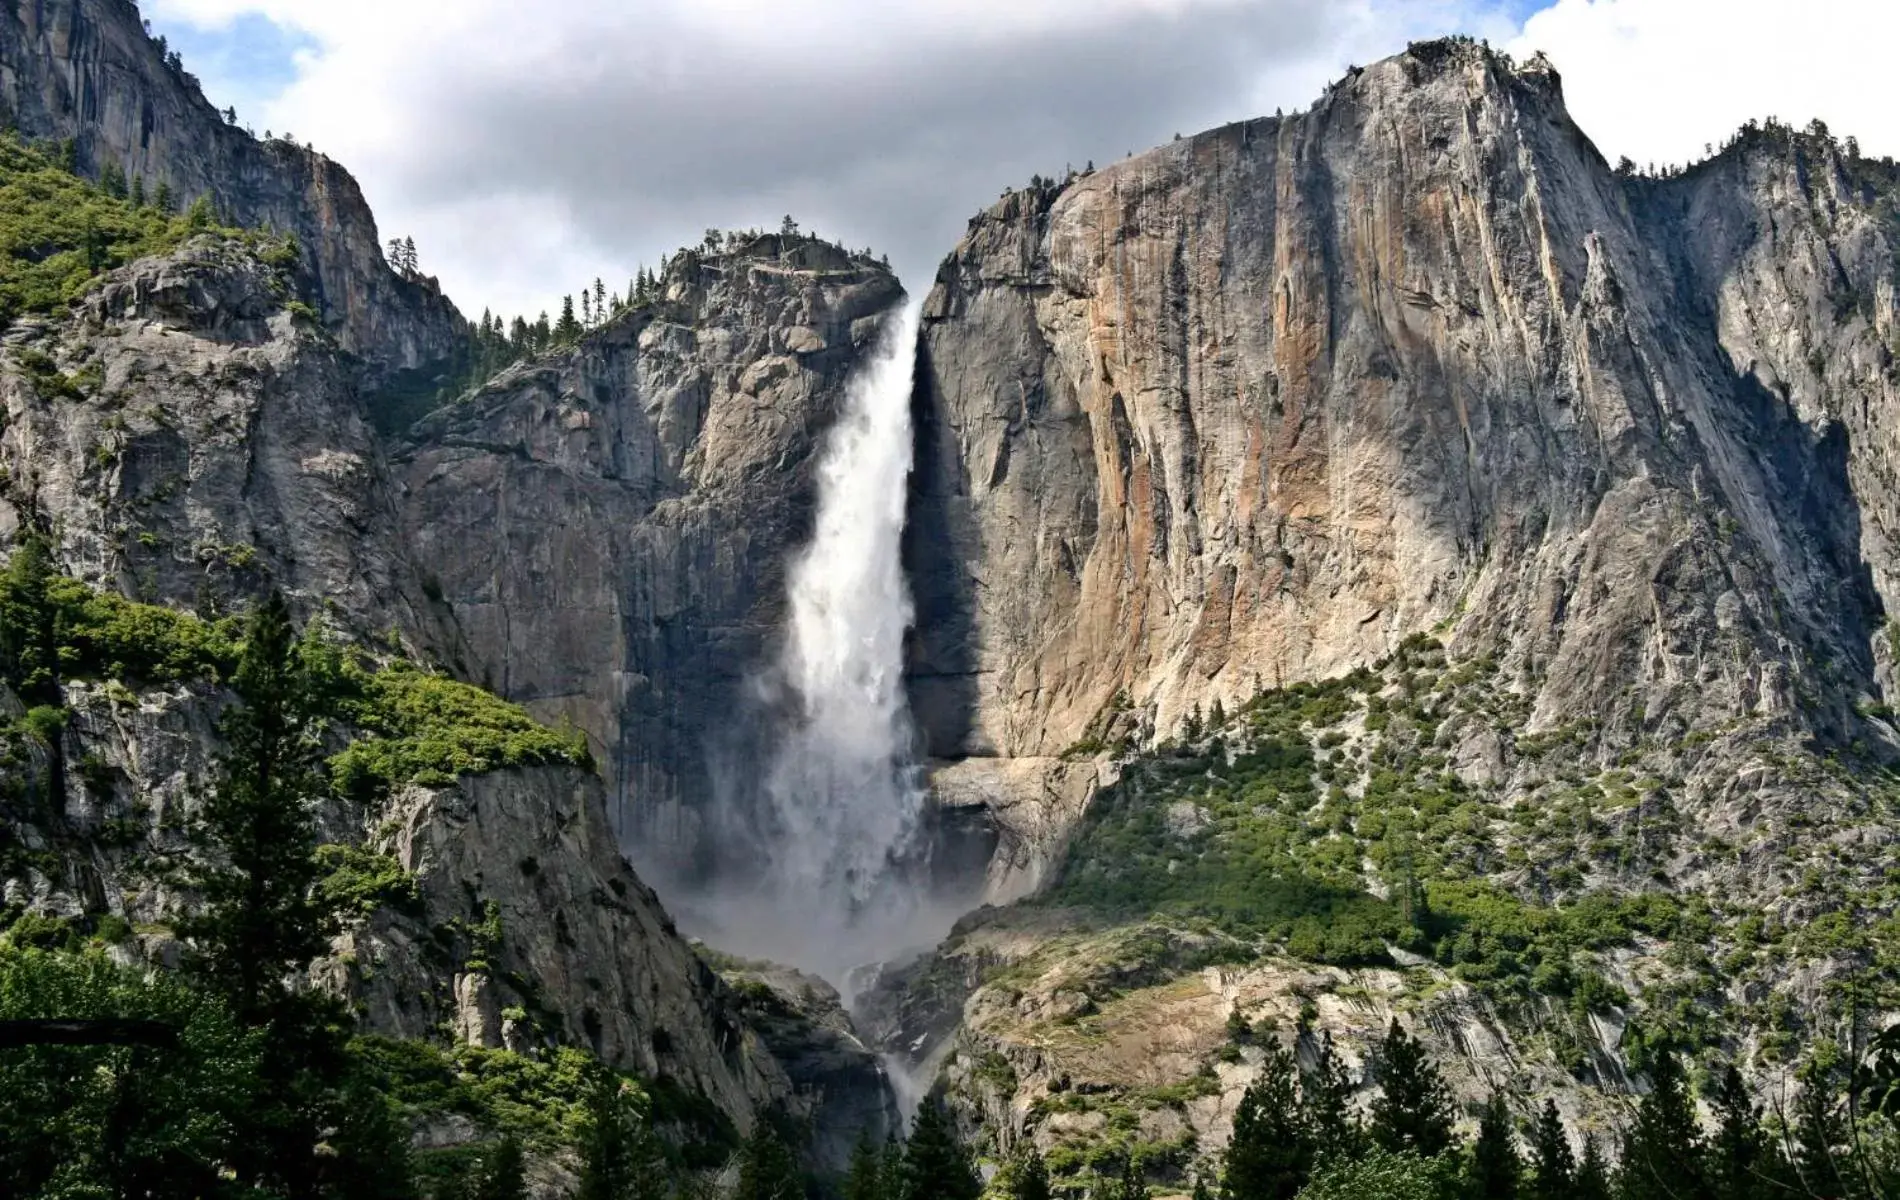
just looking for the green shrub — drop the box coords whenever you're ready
[315,844,421,916]
[0,134,238,325]
[330,661,591,797]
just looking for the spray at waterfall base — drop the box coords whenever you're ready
[660,300,992,987]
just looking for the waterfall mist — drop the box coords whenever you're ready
[682,300,977,986]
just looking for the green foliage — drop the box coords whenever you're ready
[0,133,237,325]
[901,1099,981,1200]
[576,1072,668,1200]
[1368,1021,1455,1161]
[315,843,421,915]
[1465,1094,1520,1199]
[0,944,265,1199]
[1223,1041,1310,1200]
[176,591,336,1025]
[353,1036,619,1150]
[1618,1047,1704,1200]
[1293,1149,1451,1200]
[1301,1034,1367,1166]
[329,660,591,797]
[994,1143,1052,1200]
[1525,1100,1574,1200]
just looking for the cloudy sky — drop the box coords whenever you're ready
[145,0,1900,324]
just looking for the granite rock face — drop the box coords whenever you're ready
[908,40,1900,877]
[0,0,465,373]
[394,237,905,878]
[0,238,878,1139]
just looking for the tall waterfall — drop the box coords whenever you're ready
[693,300,949,983]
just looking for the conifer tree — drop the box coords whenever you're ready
[1301,1034,1366,1165]
[1573,1135,1611,1200]
[0,529,61,704]
[130,175,145,207]
[177,590,334,1026]
[997,1144,1050,1200]
[471,1137,528,1200]
[1466,1093,1520,1200]
[576,1073,666,1200]
[1526,1099,1574,1200]
[580,290,592,329]
[845,1132,887,1200]
[1223,1041,1310,1200]
[902,1099,980,1200]
[402,235,418,273]
[1111,1151,1150,1200]
[1368,1021,1454,1160]
[154,180,174,212]
[1619,1048,1704,1200]
[734,1116,802,1200]
[555,296,580,342]
[1707,1065,1770,1200]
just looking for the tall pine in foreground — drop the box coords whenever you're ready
[1465,1093,1520,1200]
[1619,1048,1704,1200]
[734,1116,802,1200]
[176,590,358,1195]
[576,1073,666,1200]
[1222,1040,1310,1200]
[1526,1099,1574,1200]
[902,1099,981,1200]
[1300,1034,1366,1166]
[1368,1020,1455,1160]
[178,590,334,1025]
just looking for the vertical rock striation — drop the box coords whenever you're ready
[909,40,1900,875]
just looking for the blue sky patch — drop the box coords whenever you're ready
[146,11,313,125]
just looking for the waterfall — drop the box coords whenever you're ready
[690,300,950,984]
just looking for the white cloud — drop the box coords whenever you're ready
[146,0,1514,320]
[1508,0,1900,171]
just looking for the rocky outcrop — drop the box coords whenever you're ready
[0,237,452,651]
[394,236,904,883]
[908,40,1900,876]
[0,238,825,1135]
[713,959,902,1171]
[0,0,465,373]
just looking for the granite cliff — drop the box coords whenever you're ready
[908,39,1900,892]
[0,0,465,373]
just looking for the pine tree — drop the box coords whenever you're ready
[593,278,606,324]
[733,1117,802,1200]
[581,290,592,330]
[1619,1048,1704,1200]
[471,1137,528,1200]
[845,1132,888,1200]
[177,590,334,1026]
[1368,1021,1454,1160]
[1301,1034,1366,1165]
[130,175,145,207]
[1707,1065,1770,1200]
[1526,1099,1574,1200]
[1466,1093,1520,1200]
[1573,1135,1611,1200]
[997,1144,1050,1200]
[0,530,61,704]
[154,180,174,213]
[576,1073,666,1200]
[1111,1151,1150,1200]
[901,1099,980,1200]
[402,236,418,273]
[555,296,580,342]
[1223,1041,1310,1200]
[1790,1074,1851,1200]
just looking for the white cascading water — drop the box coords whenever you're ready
[697,300,947,984]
